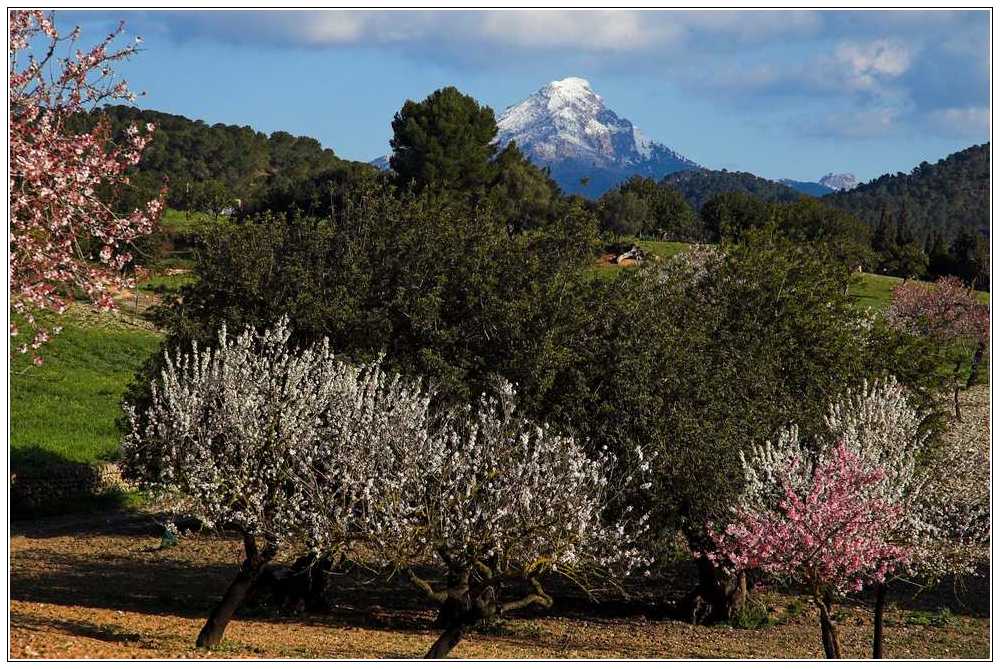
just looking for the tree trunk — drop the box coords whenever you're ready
[966,340,986,388]
[952,359,964,420]
[683,556,748,624]
[196,533,273,649]
[424,568,501,659]
[873,581,887,659]
[425,621,469,659]
[425,568,474,658]
[816,593,842,659]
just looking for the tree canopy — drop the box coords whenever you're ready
[390,86,500,194]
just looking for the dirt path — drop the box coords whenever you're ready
[9,511,989,659]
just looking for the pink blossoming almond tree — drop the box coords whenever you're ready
[9,10,165,363]
[709,440,909,658]
[710,377,989,658]
[887,276,989,419]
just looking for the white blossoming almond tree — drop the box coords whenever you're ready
[124,320,652,656]
[122,318,370,648]
[357,380,653,658]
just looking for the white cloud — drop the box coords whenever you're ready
[477,11,683,52]
[151,10,823,54]
[833,39,913,91]
[800,107,903,139]
[924,106,990,138]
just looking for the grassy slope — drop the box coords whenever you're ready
[159,207,222,236]
[9,209,212,471]
[850,272,989,311]
[10,310,162,469]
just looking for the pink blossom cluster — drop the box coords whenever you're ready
[709,442,910,596]
[9,10,165,361]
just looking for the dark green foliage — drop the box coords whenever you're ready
[554,233,946,556]
[186,179,233,218]
[242,163,384,220]
[946,228,990,290]
[825,144,988,282]
[486,142,564,234]
[597,189,647,239]
[66,105,368,210]
[772,199,875,270]
[390,87,500,194]
[597,177,699,241]
[825,144,988,242]
[124,180,600,425]
[652,237,869,541]
[701,194,874,269]
[661,168,803,212]
[700,192,774,242]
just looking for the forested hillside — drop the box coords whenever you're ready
[825,144,989,244]
[659,168,803,211]
[67,105,375,212]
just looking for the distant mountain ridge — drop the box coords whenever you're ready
[819,173,859,192]
[780,178,835,197]
[661,169,805,212]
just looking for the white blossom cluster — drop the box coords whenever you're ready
[123,321,651,591]
[122,318,364,550]
[737,377,988,580]
[654,244,726,289]
[363,378,652,585]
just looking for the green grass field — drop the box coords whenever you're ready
[138,271,196,293]
[10,311,163,470]
[636,239,691,261]
[850,272,989,311]
[159,207,224,236]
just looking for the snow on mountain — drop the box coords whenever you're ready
[818,172,859,192]
[495,77,699,197]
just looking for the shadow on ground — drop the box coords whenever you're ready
[10,509,990,639]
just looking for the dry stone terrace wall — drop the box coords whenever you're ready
[11,462,132,513]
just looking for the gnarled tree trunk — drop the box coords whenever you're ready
[873,581,887,658]
[196,533,275,649]
[418,566,552,659]
[682,556,748,624]
[425,569,496,659]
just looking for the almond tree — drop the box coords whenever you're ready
[9,10,164,362]
[122,319,371,648]
[710,439,908,658]
[358,380,653,658]
[714,378,989,658]
[887,276,989,418]
[123,320,652,655]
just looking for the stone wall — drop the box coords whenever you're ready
[11,461,132,513]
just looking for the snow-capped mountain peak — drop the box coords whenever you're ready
[819,172,858,192]
[495,77,698,195]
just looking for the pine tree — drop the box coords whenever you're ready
[389,87,499,194]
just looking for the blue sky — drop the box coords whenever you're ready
[59,9,990,183]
